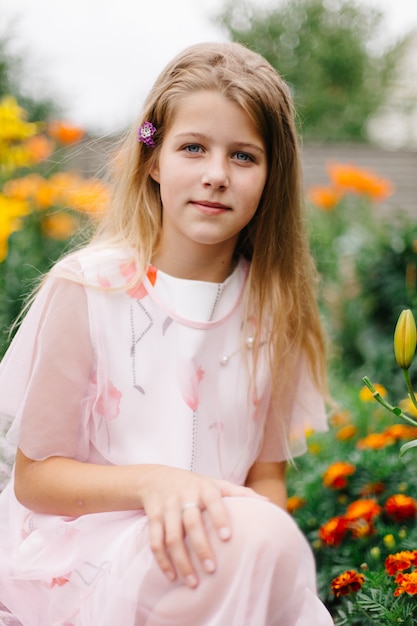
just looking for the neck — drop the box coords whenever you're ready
[152,248,237,282]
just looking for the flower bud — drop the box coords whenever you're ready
[394,309,417,370]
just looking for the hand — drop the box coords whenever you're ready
[138,465,265,588]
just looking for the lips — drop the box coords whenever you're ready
[192,200,231,211]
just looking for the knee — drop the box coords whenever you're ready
[224,497,309,560]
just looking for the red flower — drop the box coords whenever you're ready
[385,550,417,576]
[385,494,417,522]
[331,570,365,597]
[319,516,348,546]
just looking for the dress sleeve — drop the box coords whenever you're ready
[0,273,94,461]
[256,353,328,463]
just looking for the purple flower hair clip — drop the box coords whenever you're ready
[138,121,156,147]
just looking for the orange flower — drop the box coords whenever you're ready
[357,432,395,450]
[42,213,78,240]
[326,162,394,202]
[394,571,417,596]
[329,410,351,427]
[286,495,306,514]
[308,185,342,211]
[345,498,382,523]
[385,550,417,576]
[319,516,348,546]
[48,121,85,144]
[66,178,110,214]
[359,383,387,402]
[322,461,355,489]
[331,570,365,597]
[384,424,417,441]
[385,494,417,523]
[25,134,54,163]
[336,424,357,441]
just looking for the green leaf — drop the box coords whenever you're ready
[399,439,417,456]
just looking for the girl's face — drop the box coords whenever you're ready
[150,90,267,279]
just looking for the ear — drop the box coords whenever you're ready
[149,159,160,184]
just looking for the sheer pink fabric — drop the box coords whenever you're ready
[0,247,332,625]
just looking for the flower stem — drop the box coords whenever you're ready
[403,369,417,412]
[362,377,417,427]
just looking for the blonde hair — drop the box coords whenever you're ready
[93,41,327,402]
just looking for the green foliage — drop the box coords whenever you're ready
[311,206,417,392]
[287,374,417,623]
[217,0,410,141]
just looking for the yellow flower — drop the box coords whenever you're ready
[0,96,39,142]
[399,398,417,418]
[394,309,417,370]
[383,534,396,550]
[0,194,30,261]
[359,384,387,402]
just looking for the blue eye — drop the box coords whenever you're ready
[184,144,202,153]
[235,152,253,162]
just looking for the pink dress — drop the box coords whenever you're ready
[0,247,333,626]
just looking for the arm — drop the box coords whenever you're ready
[14,448,264,588]
[245,460,287,508]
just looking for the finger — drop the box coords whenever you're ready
[147,513,176,583]
[200,491,233,541]
[182,505,217,575]
[164,507,200,588]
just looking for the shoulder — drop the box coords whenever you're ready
[49,245,137,288]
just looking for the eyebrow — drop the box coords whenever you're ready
[174,132,265,155]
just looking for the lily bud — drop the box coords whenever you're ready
[394,309,417,370]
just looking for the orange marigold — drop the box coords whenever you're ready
[336,424,357,441]
[322,461,356,489]
[357,432,395,450]
[48,121,85,144]
[287,495,306,514]
[394,571,417,596]
[329,410,351,427]
[331,570,365,597]
[42,213,78,240]
[384,424,417,441]
[319,516,348,546]
[385,550,417,576]
[326,162,394,202]
[345,498,382,523]
[25,134,54,163]
[308,185,342,211]
[385,494,417,523]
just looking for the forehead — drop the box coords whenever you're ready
[165,90,263,142]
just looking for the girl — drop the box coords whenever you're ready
[0,42,333,625]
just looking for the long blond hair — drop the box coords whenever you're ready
[93,41,327,400]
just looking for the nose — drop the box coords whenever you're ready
[201,154,229,190]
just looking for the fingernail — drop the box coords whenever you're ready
[203,559,216,573]
[219,526,231,540]
[186,574,198,588]
[165,570,175,582]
